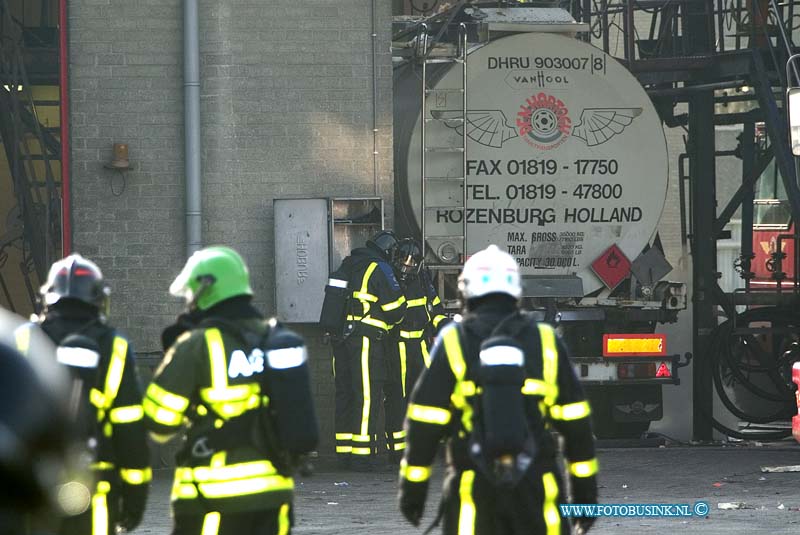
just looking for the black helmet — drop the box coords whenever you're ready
[393,238,423,281]
[366,230,399,260]
[40,254,109,310]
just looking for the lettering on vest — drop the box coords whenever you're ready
[228,348,265,379]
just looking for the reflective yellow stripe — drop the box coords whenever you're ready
[172,482,199,499]
[89,388,107,410]
[393,430,406,439]
[335,433,353,441]
[569,458,599,478]
[393,442,406,451]
[146,382,190,412]
[432,296,441,306]
[400,341,407,397]
[109,405,144,423]
[198,475,293,498]
[400,329,425,339]
[359,317,390,331]
[382,295,406,312]
[542,472,561,535]
[400,460,431,482]
[201,512,220,535]
[442,326,473,432]
[459,380,477,397]
[336,445,352,453]
[120,467,153,485]
[422,340,430,368]
[407,297,427,307]
[352,434,370,443]
[205,328,228,390]
[522,378,557,399]
[193,460,276,483]
[360,263,378,293]
[538,324,559,406]
[432,314,446,328]
[143,397,183,427]
[352,291,378,302]
[91,461,114,471]
[458,470,476,535]
[550,400,591,421]
[14,325,31,354]
[352,447,371,455]
[278,503,290,535]
[92,481,110,535]
[104,337,128,406]
[408,403,452,425]
[359,336,371,437]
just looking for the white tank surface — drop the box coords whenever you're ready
[396,32,669,295]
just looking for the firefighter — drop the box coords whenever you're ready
[20,254,151,535]
[1,307,73,534]
[392,237,449,402]
[144,246,314,535]
[398,245,598,535]
[330,230,407,470]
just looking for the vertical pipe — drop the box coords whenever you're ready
[184,0,202,256]
[460,24,467,260]
[420,25,427,249]
[59,0,70,255]
[371,0,379,195]
[740,122,755,291]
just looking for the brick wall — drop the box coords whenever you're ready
[69,0,394,455]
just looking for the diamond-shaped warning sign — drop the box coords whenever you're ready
[591,244,631,290]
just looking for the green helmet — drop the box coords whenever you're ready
[169,246,253,310]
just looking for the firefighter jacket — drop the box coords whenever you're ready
[19,304,152,505]
[400,300,598,515]
[143,298,295,515]
[397,269,448,347]
[345,247,407,337]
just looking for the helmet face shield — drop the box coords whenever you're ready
[394,238,423,281]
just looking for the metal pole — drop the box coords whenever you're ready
[420,25,428,249]
[741,122,755,292]
[371,0,379,196]
[461,23,467,260]
[686,0,716,442]
[184,0,202,256]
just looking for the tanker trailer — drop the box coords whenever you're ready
[393,7,687,438]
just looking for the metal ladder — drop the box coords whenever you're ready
[418,22,468,270]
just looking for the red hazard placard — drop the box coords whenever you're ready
[591,244,631,290]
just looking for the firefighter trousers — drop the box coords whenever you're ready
[172,505,292,535]
[397,337,430,401]
[337,333,404,458]
[441,468,571,535]
[333,340,354,457]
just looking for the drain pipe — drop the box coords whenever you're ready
[59,0,71,254]
[370,0,379,195]
[184,0,202,255]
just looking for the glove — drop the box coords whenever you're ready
[161,311,200,351]
[571,475,598,534]
[399,479,428,527]
[117,483,148,532]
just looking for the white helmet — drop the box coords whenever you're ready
[458,245,522,300]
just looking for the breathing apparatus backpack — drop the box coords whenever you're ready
[187,318,319,473]
[467,314,545,488]
[319,253,373,341]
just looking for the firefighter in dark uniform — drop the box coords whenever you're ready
[18,254,151,535]
[332,230,407,469]
[399,245,598,535]
[392,238,449,403]
[2,307,74,534]
[144,246,314,535]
